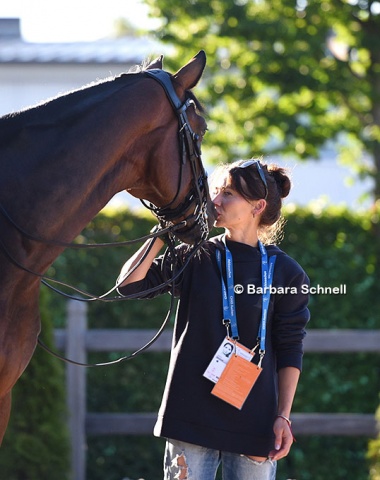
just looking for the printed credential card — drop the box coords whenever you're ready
[203,337,254,383]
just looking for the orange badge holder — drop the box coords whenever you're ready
[211,354,262,410]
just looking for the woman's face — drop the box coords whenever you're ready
[211,174,254,230]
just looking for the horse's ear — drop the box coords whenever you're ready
[173,50,207,90]
[146,55,164,70]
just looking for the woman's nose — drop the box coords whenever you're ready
[212,192,221,205]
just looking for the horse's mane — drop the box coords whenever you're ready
[0,69,143,141]
[0,59,205,141]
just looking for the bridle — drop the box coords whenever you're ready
[142,69,211,242]
[0,68,212,274]
[0,69,211,255]
[0,68,213,367]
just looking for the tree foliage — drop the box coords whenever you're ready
[145,0,380,200]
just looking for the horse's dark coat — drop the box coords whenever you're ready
[0,51,214,444]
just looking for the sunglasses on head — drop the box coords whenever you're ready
[238,159,268,199]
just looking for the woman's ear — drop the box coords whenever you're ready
[252,199,267,216]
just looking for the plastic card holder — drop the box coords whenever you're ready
[211,354,262,410]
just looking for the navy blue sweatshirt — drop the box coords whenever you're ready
[119,235,310,457]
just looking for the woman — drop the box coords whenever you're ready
[117,159,310,480]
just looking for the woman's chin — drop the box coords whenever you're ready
[214,219,224,228]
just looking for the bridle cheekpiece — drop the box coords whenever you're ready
[142,69,210,242]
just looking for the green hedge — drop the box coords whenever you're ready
[369,403,380,480]
[6,204,379,480]
[60,205,380,480]
[278,206,380,480]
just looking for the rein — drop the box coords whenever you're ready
[0,202,186,249]
[0,218,196,302]
[37,289,176,367]
[37,235,207,368]
[0,216,205,367]
[38,235,180,368]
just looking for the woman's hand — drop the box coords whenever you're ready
[269,366,299,461]
[268,416,294,461]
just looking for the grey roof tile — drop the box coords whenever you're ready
[0,36,162,64]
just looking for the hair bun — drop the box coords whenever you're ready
[268,165,291,199]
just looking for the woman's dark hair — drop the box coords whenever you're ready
[210,158,292,244]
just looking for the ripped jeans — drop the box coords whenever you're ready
[163,439,277,480]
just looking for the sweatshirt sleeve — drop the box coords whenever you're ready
[117,245,186,299]
[271,255,310,372]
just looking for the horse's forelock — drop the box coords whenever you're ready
[128,58,154,73]
[186,90,205,114]
[128,64,144,73]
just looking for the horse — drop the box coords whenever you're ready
[0,50,215,444]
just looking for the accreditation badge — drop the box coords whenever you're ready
[211,354,262,410]
[203,336,254,383]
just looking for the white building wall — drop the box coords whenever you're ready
[0,63,133,115]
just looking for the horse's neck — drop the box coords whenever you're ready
[2,75,148,244]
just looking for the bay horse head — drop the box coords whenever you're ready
[0,50,215,444]
[133,50,216,244]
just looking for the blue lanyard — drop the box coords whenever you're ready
[216,242,238,339]
[216,237,276,351]
[257,240,277,352]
